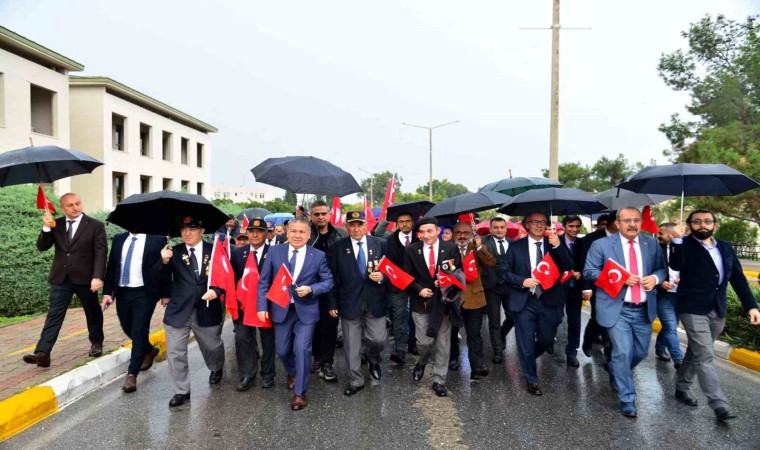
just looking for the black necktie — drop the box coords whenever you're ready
[67,220,75,243]
[568,240,574,256]
[498,240,505,256]
[189,248,199,279]
[253,249,259,265]
[533,242,543,297]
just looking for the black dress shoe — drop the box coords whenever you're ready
[169,393,190,407]
[89,343,103,357]
[432,382,448,397]
[448,360,460,371]
[209,369,223,385]
[656,348,671,362]
[581,344,592,358]
[566,356,580,368]
[527,383,543,396]
[492,353,504,364]
[261,379,275,389]
[343,384,364,396]
[470,367,489,380]
[546,342,555,355]
[675,390,698,406]
[412,363,425,382]
[369,363,382,381]
[390,354,405,365]
[714,407,737,422]
[236,376,255,391]
[673,360,683,370]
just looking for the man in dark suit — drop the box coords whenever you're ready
[160,216,226,408]
[327,211,388,396]
[24,193,107,368]
[229,218,276,391]
[654,222,684,369]
[100,231,165,392]
[266,221,286,246]
[584,207,666,418]
[257,217,334,411]
[501,212,573,396]
[403,216,462,397]
[480,217,513,363]
[558,216,585,368]
[669,210,760,422]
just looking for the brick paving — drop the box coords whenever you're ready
[0,305,165,402]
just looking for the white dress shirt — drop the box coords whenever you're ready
[119,233,146,287]
[527,236,544,272]
[43,213,83,235]
[423,240,440,273]
[351,236,368,262]
[494,237,509,256]
[620,236,646,303]
[186,241,204,277]
[398,231,412,246]
[287,245,307,303]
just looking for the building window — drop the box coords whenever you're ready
[30,84,56,136]
[214,192,221,198]
[197,182,204,196]
[139,123,151,157]
[112,114,126,151]
[196,143,204,168]
[140,175,151,193]
[163,178,172,190]
[112,172,125,205]
[162,131,172,161]
[181,180,189,192]
[181,138,189,165]
[223,192,230,199]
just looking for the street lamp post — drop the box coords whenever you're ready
[401,121,458,200]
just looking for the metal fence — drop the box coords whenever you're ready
[733,243,760,261]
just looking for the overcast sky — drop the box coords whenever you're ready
[3,0,758,199]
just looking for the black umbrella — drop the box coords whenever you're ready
[0,145,103,187]
[615,163,760,221]
[238,207,272,221]
[425,192,512,219]
[594,188,674,210]
[386,200,436,221]
[106,190,229,237]
[251,156,362,197]
[479,176,561,196]
[498,188,607,217]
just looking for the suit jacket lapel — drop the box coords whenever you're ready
[177,246,195,278]
[610,234,626,269]
[639,237,651,274]
[68,216,88,247]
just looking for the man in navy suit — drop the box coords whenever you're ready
[584,207,666,418]
[327,211,388,396]
[257,217,334,411]
[501,212,573,396]
[558,216,585,368]
[669,210,760,422]
[101,231,166,392]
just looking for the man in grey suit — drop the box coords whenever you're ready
[583,207,666,418]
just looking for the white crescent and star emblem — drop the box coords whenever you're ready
[609,269,622,284]
[386,265,398,279]
[280,274,289,291]
[536,261,551,275]
[240,268,251,291]
[467,259,476,272]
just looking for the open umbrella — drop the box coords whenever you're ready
[386,200,436,221]
[251,156,362,197]
[0,145,103,186]
[594,188,675,210]
[238,207,272,221]
[479,176,561,196]
[425,192,512,220]
[615,163,760,221]
[498,188,607,217]
[106,190,229,237]
[263,212,294,226]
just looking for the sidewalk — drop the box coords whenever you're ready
[0,305,165,402]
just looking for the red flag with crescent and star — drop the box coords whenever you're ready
[561,270,574,284]
[595,258,632,298]
[37,185,57,213]
[376,256,414,290]
[438,270,466,290]
[240,215,249,232]
[641,205,658,235]
[330,196,344,227]
[266,263,294,308]
[363,197,378,231]
[532,253,560,290]
[208,234,238,319]
[237,250,272,328]
[463,250,478,283]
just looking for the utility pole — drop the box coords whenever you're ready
[401,121,459,200]
[358,168,377,208]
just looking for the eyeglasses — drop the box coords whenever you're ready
[311,212,329,216]
[397,219,413,224]
[525,220,548,226]
[619,218,641,224]
[689,219,715,225]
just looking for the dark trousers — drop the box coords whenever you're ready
[583,294,610,357]
[388,290,410,357]
[233,316,276,382]
[450,326,460,362]
[485,284,513,353]
[513,299,560,384]
[564,290,583,357]
[312,299,338,366]
[115,287,157,375]
[36,278,103,355]
[462,307,486,370]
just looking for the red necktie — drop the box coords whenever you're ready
[405,235,410,247]
[428,245,436,278]
[628,240,641,304]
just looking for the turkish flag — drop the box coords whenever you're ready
[641,205,658,235]
[532,253,560,290]
[208,235,238,319]
[240,215,249,232]
[237,250,272,328]
[463,250,478,282]
[376,256,413,290]
[378,177,396,222]
[363,197,378,231]
[594,258,632,298]
[560,270,574,284]
[438,270,466,290]
[330,196,344,227]
[265,263,294,308]
[37,185,56,213]
[457,213,476,224]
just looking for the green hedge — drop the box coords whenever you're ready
[721,286,760,352]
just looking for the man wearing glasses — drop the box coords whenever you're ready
[668,210,760,422]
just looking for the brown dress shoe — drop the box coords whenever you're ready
[286,374,296,390]
[141,347,160,371]
[23,352,51,368]
[291,395,307,411]
[89,343,103,357]
[122,374,137,393]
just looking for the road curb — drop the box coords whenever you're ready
[0,328,167,443]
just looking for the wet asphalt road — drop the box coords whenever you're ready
[4,312,760,450]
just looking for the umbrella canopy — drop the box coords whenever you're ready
[594,188,675,210]
[615,163,760,197]
[425,192,512,219]
[106,190,229,237]
[263,212,294,226]
[506,221,525,239]
[475,221,490,236]
[238,207,272,221]
[479,176,561,196]
[386,200,436,221]
[251,156,362,197]
[0,145,103,187]
[498,188,607,217]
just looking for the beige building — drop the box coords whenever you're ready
[213,183,280,203]
[0,26,84,194]
[69,76,217,211]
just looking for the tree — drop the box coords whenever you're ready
[541,154,644,193]
[658,14,760,223]
[283,190,297,205]
[359,171,402,207]
[415,179,470,202]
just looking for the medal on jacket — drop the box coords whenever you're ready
[367,260,375,274]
